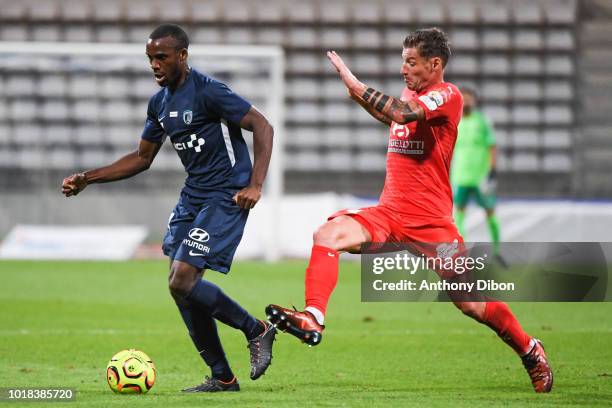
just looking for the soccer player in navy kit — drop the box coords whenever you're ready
[62,24,275,392]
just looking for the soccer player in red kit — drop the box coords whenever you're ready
[267,28,552,393]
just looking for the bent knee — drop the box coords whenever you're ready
[313,222,343,248]
[168,263,199,298]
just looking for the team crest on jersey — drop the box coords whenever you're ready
[183,110,193,125]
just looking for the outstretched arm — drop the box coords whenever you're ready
[233,106,274,210]
[61,138,162,197]
[327,51,425,125]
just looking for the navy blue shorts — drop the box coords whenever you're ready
[162,193,249,273]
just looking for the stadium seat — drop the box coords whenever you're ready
[69,75,98,98]
[544,106,573,124]
[96,25,126,43]
[286,102,322,123]
[546,29,574,50]
[64,25,95,42]
[224,27,254,44]
[542,153,572,172]
[18,148,47,169]
[27,0,58,21]
[385,28,408,48]
[323,102,352,123]
[482,104,510,124]
[324,151,352,170]
[221,0,252,22]
[99,77,129,98]
[256,28,285,45]
[286,1,316,23]
[544,0,577,23]
[545,56,574,75]
[41,100,69,121]
[320,1,349,23]
[356,151,386,171]
[543,129,572,148]
[6,76,36,97]
[512,105,541,125]
[483,56,511,74]
[512,3,542,23]
[32,25,62,42]
[77,149,111,168]
[321,78,349,99]
[352,1,381,23]
[323,127,352,147]
[47,149,77,169]
[0,0,27,20]
[288,52,321,73]
[353,28,382,49]
[288,28,318,47]
[481,81,510,101]
[544,80,573,100]
[450,29,478,50]
[92,0,123,21]
[60,0,92,21]
[480,2,510,24]
[101,101,133,123]
[0,101,5,122]
[513,30,543,50]
[448,55,478,75]
[44,125,73,144]
[288,79,320,99]
[356,127,387,147]
[416,1,445,23]
[383,1,413,23]
[448,1,477,23]
[125,0,156,22]
[14,124,43,144]
[38,74,67,98]
[10,101,38,121]
[73,101,101,122]
[0,24,29,41]
[494,129,509,148]
[192,27,223,44]
[127,25,152,43]
[511,152,540,172]
[496,151,509,171]
[253,0,284,22]
[0,125,10,144]
[482,29,511,50]
[286,150,323,170]
[353,55,383,74]
[289,127,322,147]
[132,77,157,98]
[321,28,350,48]
[74,125,103,146]
[512,80,542,101]
[511,128,540,148]
[513,56,542,75]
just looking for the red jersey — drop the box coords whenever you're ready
[379,81,463,222]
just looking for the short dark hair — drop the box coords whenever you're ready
[149,23,189,50]
[403,27,451,67]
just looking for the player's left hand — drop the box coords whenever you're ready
[327,51,359,90]
[233,184,262,210]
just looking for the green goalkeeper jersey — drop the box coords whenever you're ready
[451,110,496,187]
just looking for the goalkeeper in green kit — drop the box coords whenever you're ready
[451,87,502,258]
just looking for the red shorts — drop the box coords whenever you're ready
[328,205,463,261]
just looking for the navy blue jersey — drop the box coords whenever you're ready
[141,69,252,198]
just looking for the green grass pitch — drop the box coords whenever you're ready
[1,260,611,407]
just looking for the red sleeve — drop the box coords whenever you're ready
[414,84,462,122]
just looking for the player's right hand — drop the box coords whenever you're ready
[62,173,88,197]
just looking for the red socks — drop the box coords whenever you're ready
[483,301,532,355]
[304,245,340,316]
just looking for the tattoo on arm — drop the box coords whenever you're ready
[360,87,423,124]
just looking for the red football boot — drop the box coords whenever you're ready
[265,304,324,346]
[521,339,553,393]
